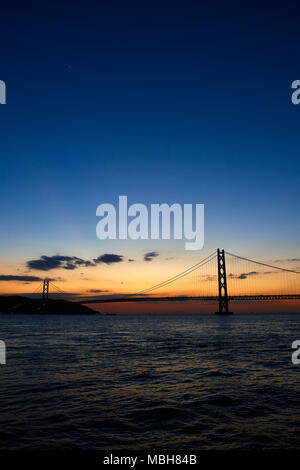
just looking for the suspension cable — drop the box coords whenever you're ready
[225,251,300,275]
[31,281,43,294]
[49,281,67,295]
[133,251,217,295]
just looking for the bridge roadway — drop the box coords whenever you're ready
[78,294,300,304]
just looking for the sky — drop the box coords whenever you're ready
[0,1,299,309]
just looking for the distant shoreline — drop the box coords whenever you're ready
[0,296,99,315]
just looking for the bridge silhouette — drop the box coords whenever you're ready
[41,249,300,314]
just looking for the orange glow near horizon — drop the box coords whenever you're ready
[1,253,300,316]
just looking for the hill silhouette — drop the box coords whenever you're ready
[0,296,99,315]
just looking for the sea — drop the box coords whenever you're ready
[0,313,300,451]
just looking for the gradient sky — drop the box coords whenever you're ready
[0,1,299,304]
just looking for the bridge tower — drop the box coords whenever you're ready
[42,279,49,310]
[215,249,233,314]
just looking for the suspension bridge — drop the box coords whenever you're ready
[39,249,300,314]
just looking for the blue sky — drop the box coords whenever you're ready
[0,0,299,292]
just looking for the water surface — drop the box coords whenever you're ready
[0,313,300,450]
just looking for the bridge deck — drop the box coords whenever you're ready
[79,294,300,304]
